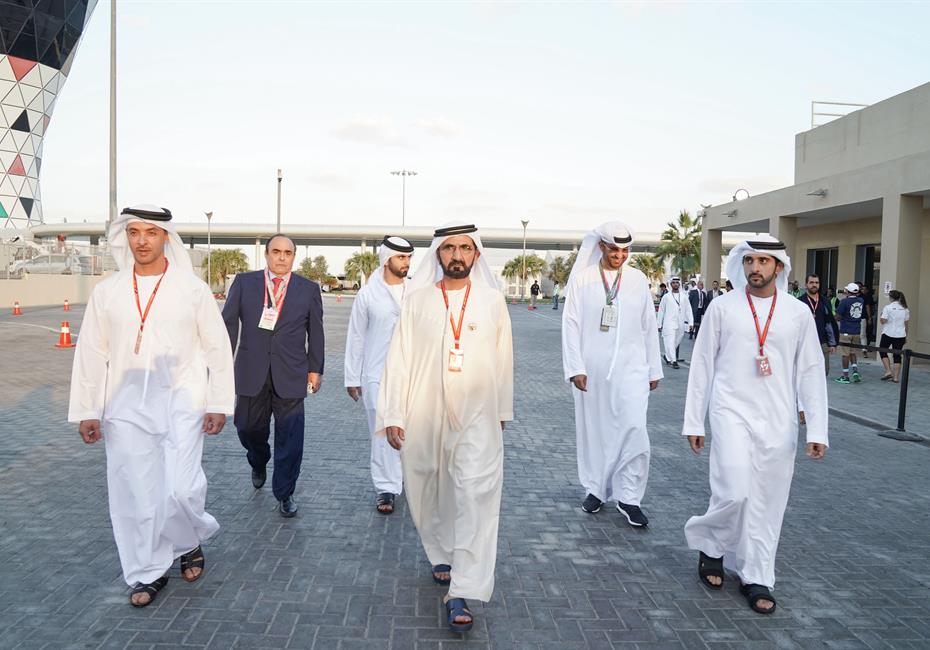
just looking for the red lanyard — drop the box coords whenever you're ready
[440,280,471,350]
[745,287,777,356]
[263,271,289,311]
[804,294,819,315]
[132,258,169,354]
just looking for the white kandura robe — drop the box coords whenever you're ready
[377,282,513,602]
[344,276,405,494]
[681,289,828,588]
[657,290,693,363]
[562,266,663,504]
[68,268,235,586]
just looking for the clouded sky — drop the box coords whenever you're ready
[40,1,930,243]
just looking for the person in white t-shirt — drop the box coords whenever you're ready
[879,290,910,382]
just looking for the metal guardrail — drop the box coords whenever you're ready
[839,342,930,442]
[0,241,116,279]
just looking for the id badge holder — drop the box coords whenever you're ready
[448,348,464,372]
[258,307,278,331]
[600,304,618,331]
[755,355,772,377]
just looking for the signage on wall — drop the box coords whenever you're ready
[883,281,893,295]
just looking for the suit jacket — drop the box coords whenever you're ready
[688,288,707,318]
[705,289,722,305]
[222,270,324,399]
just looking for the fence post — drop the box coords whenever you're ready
[895,349,911,432]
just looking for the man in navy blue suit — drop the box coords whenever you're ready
[222,234,324,517]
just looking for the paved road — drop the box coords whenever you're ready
[0,299,928,649]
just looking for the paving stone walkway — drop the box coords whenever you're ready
[0,299,928,649]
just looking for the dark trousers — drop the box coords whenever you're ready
[234,371,305,501]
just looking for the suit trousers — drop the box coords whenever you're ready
[234,371,305,501]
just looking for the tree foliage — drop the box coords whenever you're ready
[546,255,571,286]
[655,209,702,280]
[628,254,665,285]
[297,255,334,285]
[204,248,249,290]
[344,251,381,283]
[501,254,546,282]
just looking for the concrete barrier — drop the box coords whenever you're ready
[0,274,108,308]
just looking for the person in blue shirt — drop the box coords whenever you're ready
[835,282,866,384]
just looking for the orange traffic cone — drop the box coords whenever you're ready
[55,321,75,348]
[63,299,70,312]
[13,301,22,316]
[511,298,517,305]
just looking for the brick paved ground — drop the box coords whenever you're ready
[0,299,928,649]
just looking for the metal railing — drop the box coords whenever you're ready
[835,342,930,442]
[0,241,116,279]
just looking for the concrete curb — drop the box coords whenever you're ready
[829,406,929,443]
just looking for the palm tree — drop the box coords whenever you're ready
[204,248,249,291]
[344,251,380,285]
[654,209,702,280]
[501,254,546,283]
[629,253,665,285]
[546,256,571,287]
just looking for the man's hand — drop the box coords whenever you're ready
[202,413,226,435]
[79,419,103,444]
[307,372,322,394]
[799,411,806,425]
[386,426,406,450]
[806,442,826,460]
[828,347,836,355]
[571,374,587,392]
[649,380,659,391]
[347,386,362,402]
[687,435,704,454]
[689,326,694,332]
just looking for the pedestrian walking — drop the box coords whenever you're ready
[657,277,693,368]
[344,236,414,514]
[530,280,540,309]
[682,236,828,615]
[799,274,837,375]
[688,280,706,339]
[222,234,325,518]
[378,222,513,633]
[561,221,663,525]
[69,205,235,607]
[834,282,865,384]
[879,290,909,382]
[552,281,561,310]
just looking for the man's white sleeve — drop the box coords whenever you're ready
[681,300,719,437]
[561,280,586,382]
[344,290,368,387]
[68,288,110,422]
[796,312,829,446]
[197,284,236,415]
[641,286,664,382]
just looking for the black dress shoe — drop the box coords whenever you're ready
[672,361,680,369]
[251,467,266,489]
[279,496,298,518]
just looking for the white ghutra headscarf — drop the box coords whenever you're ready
[406,221,499,294]
[368,235,415,309]
[725,235,792,293]
[108,204,193,274]
[566,220,635,290]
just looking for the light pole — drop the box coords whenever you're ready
[390,169,417,226]
[107,0,117,240]
[520,219,529,300]
[204,211,213,290]
[276,169,283,232]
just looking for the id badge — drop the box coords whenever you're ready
[258,307,278,330]
[600,304,618,331]
[448,348,464,372]
[756,355,772,377]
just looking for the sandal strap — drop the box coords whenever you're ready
[180,546,205,570]
[741,583,775,603]
[446,598,472,620]
[698,552,724,576]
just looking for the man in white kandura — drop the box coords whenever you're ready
[69,205,234,608]
[562,222,663,526]
[378,222,513,634]
[344,235,414,515]
[657,276,693,369]
[682,236,828,615]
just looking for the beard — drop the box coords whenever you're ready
[746,270,777,288]
[386,261,409,279]
[440,258,473,280]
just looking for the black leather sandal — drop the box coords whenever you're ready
[180,546,205,583]
[740,582,777,614]
[698,551,724,589]
[130,574,169,608]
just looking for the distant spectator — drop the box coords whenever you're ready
[879,290,909,383]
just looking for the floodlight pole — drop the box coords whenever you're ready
[390,170,417,226]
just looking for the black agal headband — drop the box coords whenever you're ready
[120,206,172,221]
[381,236,414,253]
[433,224,477,238]
[746,240,786,251]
